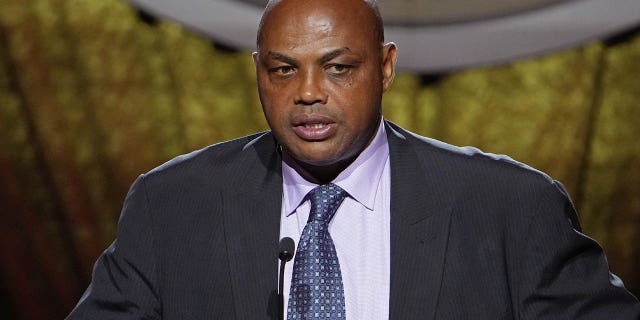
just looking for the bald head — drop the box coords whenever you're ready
[256,0,384,49]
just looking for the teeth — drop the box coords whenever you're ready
[305,123,325,129]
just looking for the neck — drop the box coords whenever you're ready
[282,151,356,185]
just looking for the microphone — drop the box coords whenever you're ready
[279,237,295,262]
[278,237,295,320]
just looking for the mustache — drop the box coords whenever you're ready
[290,106,339,125]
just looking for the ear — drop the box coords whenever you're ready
[252,51,259,67]
[381,42,397,92]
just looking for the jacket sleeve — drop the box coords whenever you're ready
[514,180,640,319]
[66,175,161,319]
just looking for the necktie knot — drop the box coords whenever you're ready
[307,183,347,223]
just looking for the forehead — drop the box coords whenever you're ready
[258,0,377,52]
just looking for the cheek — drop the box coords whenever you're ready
[262,104,286,129]
[258,82,287,118]
[332,68,381,98]
[259,78,295,107]
[331,84,381,115]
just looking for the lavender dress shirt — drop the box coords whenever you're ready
[280,120,391,320]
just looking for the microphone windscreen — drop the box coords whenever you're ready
[278,237,295,262]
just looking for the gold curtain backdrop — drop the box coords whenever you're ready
[0,0,639,319]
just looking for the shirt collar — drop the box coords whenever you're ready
[282,119,389,216]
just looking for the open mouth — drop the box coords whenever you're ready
[292,120,337,141]
[304,123,327,129]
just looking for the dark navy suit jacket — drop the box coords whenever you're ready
[67,121,640,319]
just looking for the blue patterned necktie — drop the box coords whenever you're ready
[287,183,347,320]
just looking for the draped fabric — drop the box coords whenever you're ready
[0,1,638,319]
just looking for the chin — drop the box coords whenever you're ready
[286,147,338,164]
[294,153,337,165]
[301,149,357,168]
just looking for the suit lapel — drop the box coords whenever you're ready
[386,122,455,320]
[222,133,283,320]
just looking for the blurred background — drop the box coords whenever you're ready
[0,0,639,319]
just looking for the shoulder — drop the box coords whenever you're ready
[386,120,555,187]
[385,121,577,224]
[153,131,270,172]
[118,130,279,229]
[136,131,277,192]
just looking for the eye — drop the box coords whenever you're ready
[326,64,352,75]
[270,66,296,76]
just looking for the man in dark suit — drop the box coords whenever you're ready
[67,0,640,319]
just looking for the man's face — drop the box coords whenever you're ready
[254,0,396,170]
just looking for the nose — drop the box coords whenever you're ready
[294,69,327,105]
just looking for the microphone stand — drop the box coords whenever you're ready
[278,237,295,320]
[278,260,287,320]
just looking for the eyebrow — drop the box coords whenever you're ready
[265,47,354,66]
[318,47,352,64]
[266,51,298,66]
